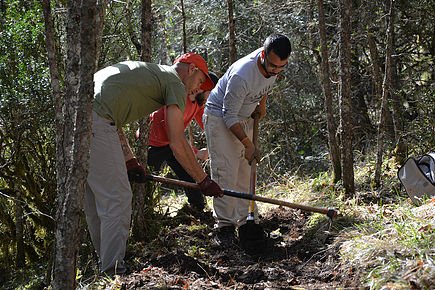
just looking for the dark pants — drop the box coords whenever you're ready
[147,145,205,210]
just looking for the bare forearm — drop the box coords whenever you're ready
[258,95,267,119]
[166,104,207,183]
[170,139,207,182]
[229,122,249,142]
[117,128,135,161]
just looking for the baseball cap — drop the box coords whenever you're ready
[174,52,214,91]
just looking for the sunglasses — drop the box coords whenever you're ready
[264,54,288,70]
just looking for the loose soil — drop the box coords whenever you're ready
[111,204,361,289]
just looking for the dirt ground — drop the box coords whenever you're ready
[112,204,361,289]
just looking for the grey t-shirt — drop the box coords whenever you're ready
[204,48,276,128]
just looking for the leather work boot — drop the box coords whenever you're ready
[213,225,238,247]
[186,190,206,212]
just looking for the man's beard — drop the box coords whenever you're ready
[195,92,206,106]
[261,59,274,78]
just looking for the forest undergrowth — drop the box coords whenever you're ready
[4,154,435,290]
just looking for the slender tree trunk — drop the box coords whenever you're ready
[95,0,106,68]
[52,0,81,286]
[181,0,187,53]
[15,188,25,268]
[227,0,236,64]
[140,0,152,62]
[374,0,394,188]
[339,0,355,196]
[387,0,405,162]
[317,0,341,183]
[51,0,97,287]
[126,0,141,54]
[367,31,382,116]
[42,0,62,105]
[131,0,153,241]
[41,0,62,285]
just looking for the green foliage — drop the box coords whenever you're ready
[0,0,56,282]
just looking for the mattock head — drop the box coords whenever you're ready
[327,208,338,220]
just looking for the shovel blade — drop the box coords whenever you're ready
[238,221,267,254]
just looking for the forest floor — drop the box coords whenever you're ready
[6,156,434,289]
[81,199,361,289]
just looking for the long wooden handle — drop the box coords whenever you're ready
[248,112,260,214]
[145,174,338,219]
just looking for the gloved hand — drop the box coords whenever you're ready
[241,137,261,164]
[126,158,147,183]
[198,175,224,197]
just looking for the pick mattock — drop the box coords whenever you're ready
[146,173,338,219]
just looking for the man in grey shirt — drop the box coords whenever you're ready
[203,34,292,246]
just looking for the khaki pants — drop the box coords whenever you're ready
[203,113,258,229]
[85,111,131,273]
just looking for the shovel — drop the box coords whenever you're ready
[237,112,267,252]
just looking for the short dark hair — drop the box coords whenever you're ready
[263,34,292,60]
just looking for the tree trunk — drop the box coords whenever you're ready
[95,0,106,68]
[339,0,355,196]
[181,0,187,53]
[51,0,97,288]
[131,0,153,241]
[15,188,25,268]
[140,0,152,61]
[387,0,405,163]
[374,0,394,188]
[317,0,341,183]
[52,0,81,286]
[227,0,236,64]
[126,0,141,55]
[367,31,382,116]
[41,0,62,285]
[42,0,62,106]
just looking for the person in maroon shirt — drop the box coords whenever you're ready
[147,72,219,212]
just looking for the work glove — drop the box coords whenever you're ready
[198,175,224,197]
[241,137,261,164]
[126,158,147,183]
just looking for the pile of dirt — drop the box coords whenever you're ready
[117,205,360,289]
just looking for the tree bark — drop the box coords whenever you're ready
[181,0,187,53]
[95,0,106,68]
[131,0,153,241]
[367,31,382,115]
[51,0,97,288]
[51,0,81,286]
[374,0,394,188]
[41,0,62,285]
[317,0,341,183]
[387,0,405,162]
[15,188,25,268]
[339,0,355,196]
[42,0,62,107]
[140,0,152,61]
[227,0,236,64]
